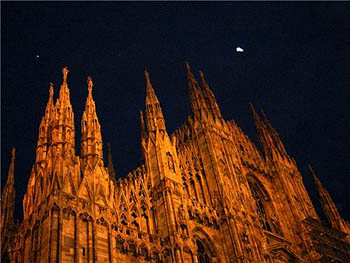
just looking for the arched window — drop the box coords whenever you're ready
[166,152,175,172]
[248,178,283,236]
[196,240,211,263]
[249,182,272,232]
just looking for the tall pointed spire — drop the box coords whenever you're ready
[107,143,117,184]
[50,67,76,156]
[249,102,275,160]
[250,103,289,162]
[199,70,222,119]
[36,83,56,162]
[1,148,16,247]
[81,76,103,166]
[58,66,71,104]
[260,108,287,156]
[186,62,208,118]
[309,164,350,237]
[144,70,166,133]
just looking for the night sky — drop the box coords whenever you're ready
[2,2,350,222]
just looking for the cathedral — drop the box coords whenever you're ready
[1,63,350,263]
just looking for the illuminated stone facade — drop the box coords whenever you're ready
[2,64,350,263]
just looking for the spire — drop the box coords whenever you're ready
[250,103,288,162]
[199,70,222,119]
[186,62,208,117]
[58,66,71,103]
[249,102,274,159]
[36,83,55,162]
[260,108,287,156]
[309,164,350,235]
[81,76,103,165]
[1,148,16,244]
[107,143,117,184]
[6,148,15,189]
[50,67,76,156]
[144,70,166,133]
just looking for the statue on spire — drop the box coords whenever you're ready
[49,82,54,97]
[62,66,69,83]
[87,76,93,94]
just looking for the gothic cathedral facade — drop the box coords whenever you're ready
[2,64,350,263]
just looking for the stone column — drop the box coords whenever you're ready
[92,220,96,263]
[75,214,79,263]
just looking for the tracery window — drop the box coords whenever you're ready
[196,240,211,263]
[249,183,272,232]
[248,179,283,236]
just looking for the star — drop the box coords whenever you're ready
[36,54,40,58]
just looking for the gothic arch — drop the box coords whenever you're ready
[192,227,217,263]
[247,175,283,236]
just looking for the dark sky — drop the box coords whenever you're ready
[2,2,350,222]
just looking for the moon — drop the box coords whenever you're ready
[236,47,244,53]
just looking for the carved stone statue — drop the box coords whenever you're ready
[62,66,69,83]
[87,76,93,91]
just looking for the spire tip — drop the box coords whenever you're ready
[199,70,204,79]
[249,102,256,112]
[49,82,54,96]
[11,147,16,160]
[62,66,69,83]
[87,76,93,92]
[185,61,191,71]
[144,70,150,81]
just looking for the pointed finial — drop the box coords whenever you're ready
[260,108,273,129]
[186,61,191,72]
[308,164,319,182]
[199,70,204,79]
[87,76,93,94]
[62,66,69,83]
[49,82,54,97]
[144,70,155,98]
[107,142,117,183]
[144,70,150,82]
[249,102,258,116]
[11,147,16,161]
[199,70,208,88]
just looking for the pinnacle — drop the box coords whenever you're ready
[249,102,259,118]
[11,147,16,161]
[144,70,159,105]
[49,82,54,97]
[186,61,191,71]
[6,147,16,184]
[144,70,150,82]
[62,66,69,84]
[199,70,204,80]
[199,70,208,88]
[308,164,321,187]
[87,76,93,95]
